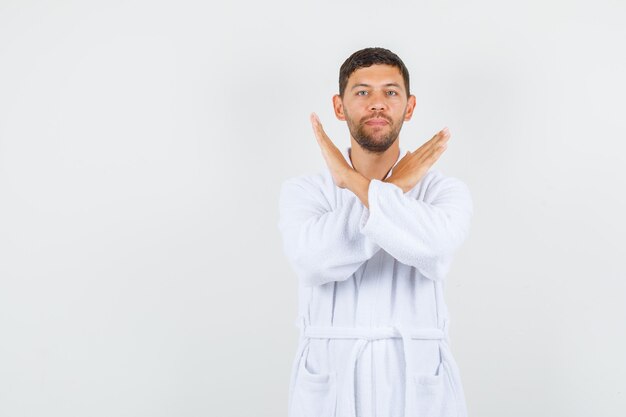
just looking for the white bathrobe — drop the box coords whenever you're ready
[278,145,473,417]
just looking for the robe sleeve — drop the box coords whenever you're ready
[358,173,473,281]
[278,176,381,287]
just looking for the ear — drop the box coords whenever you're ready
[332,94,346,121]
[404,94,417,121]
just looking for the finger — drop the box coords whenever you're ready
[416,133,439,152]
[430,127,450,145]
[310,113,321,142]
[415,128,450,154]
[425,142,448,165]
[440,127,451,142]
[310,112,329,143]
[413,131,442,153]
[438,131,450,147]
[310,112,321,128]
[432,127,450,139]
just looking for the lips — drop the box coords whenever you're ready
[365,118,389,126]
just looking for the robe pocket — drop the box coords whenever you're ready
[413,359,457,417]
[293,352,337,417]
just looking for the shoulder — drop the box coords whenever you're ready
[416,169,472,207]
[279,171,335,208]
[280,171,328,191]
[424,168,470,189]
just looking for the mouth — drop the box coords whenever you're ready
[364,118,389,126]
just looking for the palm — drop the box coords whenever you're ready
[310,113,352,187]
[385,129,450,192]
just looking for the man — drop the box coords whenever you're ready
[278,47,473,417]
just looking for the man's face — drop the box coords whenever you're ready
[333,64,416,153]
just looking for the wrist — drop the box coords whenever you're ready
[385,177,406,193]
[342,169,370,207]
[343,168,364,190]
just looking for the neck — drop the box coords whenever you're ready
[349,138,401,181]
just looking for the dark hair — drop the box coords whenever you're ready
[339,47,410,97]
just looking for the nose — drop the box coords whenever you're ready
[368,90,387,111]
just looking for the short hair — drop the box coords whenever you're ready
[339,47,410,97]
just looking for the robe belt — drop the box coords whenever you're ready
[296,317,448,417]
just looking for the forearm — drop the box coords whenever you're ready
[358,175,473,273]
[278,177,381,287]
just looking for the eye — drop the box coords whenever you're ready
[387,90,398,96]
[356,90,368,96]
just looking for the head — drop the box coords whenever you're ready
[333,47,416,153]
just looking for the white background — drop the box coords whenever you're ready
[1,1,625,416]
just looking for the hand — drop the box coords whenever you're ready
[385,127,450,192]
[310,112,354,188]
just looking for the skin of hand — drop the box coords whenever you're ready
[310,112,450,207]
[310,112,355,189]
[384,127,450,193]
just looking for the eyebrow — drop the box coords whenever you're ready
[351,83,403,90]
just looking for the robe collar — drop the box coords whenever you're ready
[341,145,405,180]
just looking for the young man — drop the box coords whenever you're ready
[278,47,473,417]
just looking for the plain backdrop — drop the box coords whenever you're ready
[1,1,625,416]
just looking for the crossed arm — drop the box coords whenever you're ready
[277,114,472,287]
[278,176,382,287]
[278,171,473,287]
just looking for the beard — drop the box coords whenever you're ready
[345,110,406,154]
